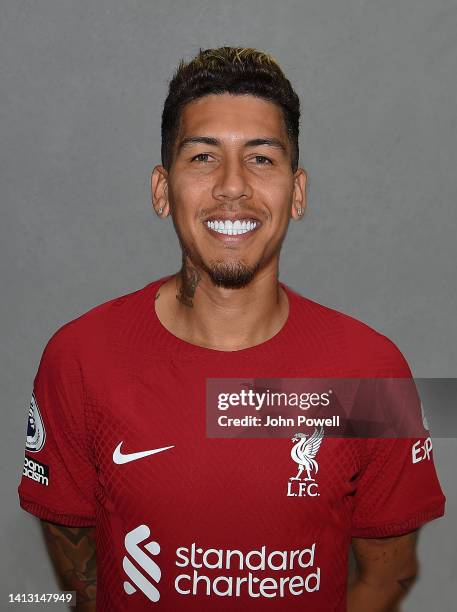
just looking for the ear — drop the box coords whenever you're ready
[290,168,307,221]
[151,165,170,217]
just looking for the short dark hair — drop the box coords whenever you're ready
[161,47,300,172]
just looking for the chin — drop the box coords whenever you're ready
[206,260,260,289]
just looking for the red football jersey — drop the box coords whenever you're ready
[18,275,445,611]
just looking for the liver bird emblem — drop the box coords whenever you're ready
[289,427,324,481]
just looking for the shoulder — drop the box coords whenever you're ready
[284,283,412,376]
[38,279,162,366]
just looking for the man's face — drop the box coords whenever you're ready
[153,93,306,289]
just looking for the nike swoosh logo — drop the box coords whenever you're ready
[113,442,175,465]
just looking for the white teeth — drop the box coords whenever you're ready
[205,219,258,235]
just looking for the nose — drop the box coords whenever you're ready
[212,157,253,202]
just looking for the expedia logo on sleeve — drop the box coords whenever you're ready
[23,455,49,486]
[26,392,46,453]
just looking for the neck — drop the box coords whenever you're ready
[155,258,289,352]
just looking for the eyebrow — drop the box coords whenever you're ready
[177,136,287,153]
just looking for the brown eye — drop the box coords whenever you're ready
[253,155,273,165]
[191,153,211,163]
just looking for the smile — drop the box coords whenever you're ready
[204,219,259,236]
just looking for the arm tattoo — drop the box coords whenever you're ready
[351,530,419,603]
[176,256,201,308]
[41,522,96,606]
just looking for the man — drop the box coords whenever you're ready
[18,47,445,611]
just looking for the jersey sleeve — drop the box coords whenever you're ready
[348,334,446,537]
[352,364,445,538]
[18,325,97,526]
[351,434,445,537]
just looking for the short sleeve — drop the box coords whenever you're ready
[347,334,446,537]
[18,326,97,526]
[351,433,446,537]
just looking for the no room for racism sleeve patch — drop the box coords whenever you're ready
[22,455,49,487]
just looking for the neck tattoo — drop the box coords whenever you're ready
[176,258,201,308]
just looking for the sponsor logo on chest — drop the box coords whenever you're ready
[122,524,321,603]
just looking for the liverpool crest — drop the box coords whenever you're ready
[287,427,324,498]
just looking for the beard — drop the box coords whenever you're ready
[205,258,261,289]
[173,219,264,289]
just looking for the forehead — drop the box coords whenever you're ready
[177,93,288,141]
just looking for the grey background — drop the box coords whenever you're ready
[1,0,456,609]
